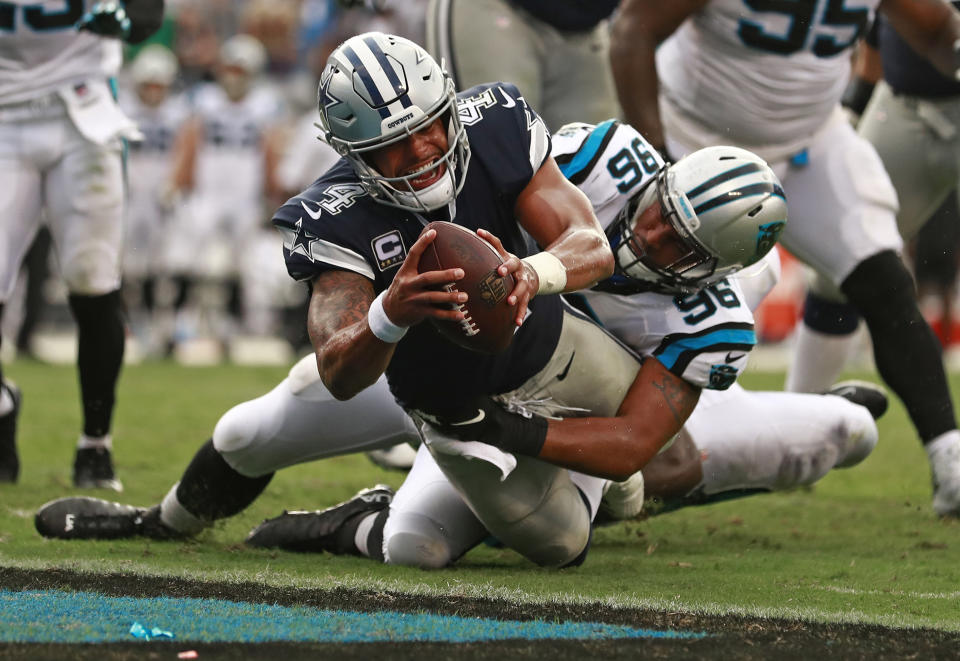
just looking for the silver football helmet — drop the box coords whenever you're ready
[611,146,787,295]
[317,32,470,212]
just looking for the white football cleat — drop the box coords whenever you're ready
[928,434,960,517]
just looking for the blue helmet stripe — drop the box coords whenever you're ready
[341,45,391,120]
[693,182,784,216]
[363,35,413,110]
[686,162,762,199]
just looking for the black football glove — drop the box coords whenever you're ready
[77,2,131,40]
[426,396,548,457]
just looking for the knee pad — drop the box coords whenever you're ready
[487,473,591,568]
[481,471,591,567]
[212,400,261,456]
[802,292,860,335]
[833,404,879,469]
[212,388,285,476]
[427,451,591,568]
[383,511,455,569]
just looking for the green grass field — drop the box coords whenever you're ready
[1,360,958,634]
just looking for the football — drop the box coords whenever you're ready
[417,221,517,354]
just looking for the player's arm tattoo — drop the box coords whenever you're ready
[307,270,375,349]
[650,370,699,425]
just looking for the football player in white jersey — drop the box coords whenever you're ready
[37,120,881,568]
[164,34,288,346]
[0,0,163,487]
[610,0,960,517]
[119,44,190,356]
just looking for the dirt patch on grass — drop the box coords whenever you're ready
[1,567,956,660]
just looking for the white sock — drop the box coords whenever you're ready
[0,386,13,417]
[785,324,859,393]
[926,430,960,461]
[353,512,380,558]
[77,434,112,450]
[159,483,208,535]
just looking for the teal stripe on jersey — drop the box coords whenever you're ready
[558,119,617,182]
[655,328,756,370]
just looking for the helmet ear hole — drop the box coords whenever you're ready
[748,206,762,217]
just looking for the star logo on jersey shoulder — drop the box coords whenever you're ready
[289,217,319,263]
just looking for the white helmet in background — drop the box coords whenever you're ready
[317,31,470,212]
[220,34,268,75]
[130,44,179,86]
[610,146,787,295]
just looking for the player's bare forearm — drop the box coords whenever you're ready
[308,271,394,400]
[536,358,700,480]
[610,0,707,152]
[514,158,613,291]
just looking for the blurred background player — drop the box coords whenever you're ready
[118,44,190,357]
[163,33,292,360]
[850,11,960,348]
[0,0,164,487]
[609,0,960,517]
[426,0,619,131]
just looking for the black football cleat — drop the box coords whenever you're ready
[825,380,889,420]
[72,447,123,492]
[35,497,181,540]
[0,382,22,483]
[246,484,394,553]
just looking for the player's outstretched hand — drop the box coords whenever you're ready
[382,228,467,328]
[476,228,534,327]
[76,2,131,40]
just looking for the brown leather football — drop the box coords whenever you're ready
[417,221,516,354]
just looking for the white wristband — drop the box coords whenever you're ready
[367,291,408,343]
[521,251,568,295]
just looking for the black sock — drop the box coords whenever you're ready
[333,508,389,558]
[68,291,125,437]
[176,438,274,521]
[842,251,957,442]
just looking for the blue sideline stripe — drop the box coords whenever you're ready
[656,328,756,369]
[558,119,616,180]
[0,590,707,643]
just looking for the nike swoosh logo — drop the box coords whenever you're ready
[450,409,485,426]
[831,386,857,399]
[301,200,322,219]
[498,86,516,108]
[725,352,745,363]
[556,351,576,381]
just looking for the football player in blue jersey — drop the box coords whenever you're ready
[36,34,883,568]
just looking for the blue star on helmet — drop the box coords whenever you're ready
[290,217,319,263]
[319,74,342,114]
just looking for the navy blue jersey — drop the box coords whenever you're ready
[511,0,618,32]
[273,82,563,414]
[871,8,960,98]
